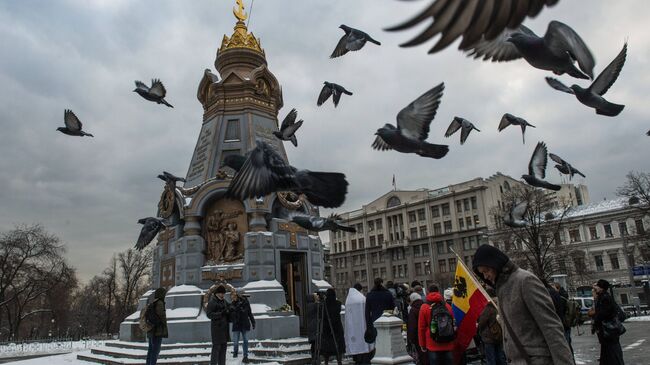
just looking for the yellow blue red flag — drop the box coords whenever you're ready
[451,259,489,362]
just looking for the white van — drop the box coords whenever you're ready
[572,297,594,321]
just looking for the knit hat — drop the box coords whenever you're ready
[595,279,610,290]
[444,288,453,301]
[409,292,422,303]
[472,244,510,283]
[215,285,226,294]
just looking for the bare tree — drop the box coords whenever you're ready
[617,171,650,215]
[489,186,574,284]
[103,256,118,334]
[117,248,152,318]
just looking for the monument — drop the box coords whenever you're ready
[120,0,330,343]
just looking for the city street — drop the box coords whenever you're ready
[572,320,648,364]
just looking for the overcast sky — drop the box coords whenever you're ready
[1,0,648,283]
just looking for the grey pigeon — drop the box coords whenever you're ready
[317,82,353,107]
[466,21,594,79]
[386,0,559,55]
[226,140,349,208]
[498,113,535,144]
[222,154,247,172]
[157,171,186,184]
[545,43,627,117]
[291,213,357,233]
[135,217,167,250]
[133,79,173,108]
[444,117,480,145]
[647,130,650,136]
[57,109,93,137]
[331,25,381,58]
[273,109,303,147]
[372,83,449,159]
[549,153,586,179]
[522,141,561,191]
[503,201,530,228]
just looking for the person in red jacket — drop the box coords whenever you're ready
[418,291,454,364]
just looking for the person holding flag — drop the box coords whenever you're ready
[472,244,573,365]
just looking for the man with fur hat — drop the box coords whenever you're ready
[472,244,573,365]
[206,284,231,365]
[592,279,625,365]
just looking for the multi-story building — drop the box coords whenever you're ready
[328,172,588,299]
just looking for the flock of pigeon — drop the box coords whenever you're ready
[55,0,646,248]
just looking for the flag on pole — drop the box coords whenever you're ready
[451,259,489,363]
[392,174,396,190]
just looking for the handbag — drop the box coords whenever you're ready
[602,317,626,340]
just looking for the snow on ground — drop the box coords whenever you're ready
[4,350,282,364]
[625,315,650,322]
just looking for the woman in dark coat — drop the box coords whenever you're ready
[146,287,168,365]
[305,293,319,364]
[320,288,345,365]
[592,280,625,365]
[230,290,256,363]
[406,292,428,365]
[206,285,231,365]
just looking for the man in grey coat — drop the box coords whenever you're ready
[472,245,573,365]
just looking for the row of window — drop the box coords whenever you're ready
[568,219,645,243]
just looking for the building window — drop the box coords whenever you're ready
[224,119,240,141]
[458,218,465,231]
[358,238,365,249]
[433,223,442,235]
[635,219,645,235]
[464,198,470,211]
[446,240,455,253]
[431,206,440,218]
[589,226,599,240]
[620,293,629,305]
[422,243,430,256]
[442,203,451,216]
[415,263,423,276]
[409,211,417,223]
[474,215,480,226]
[357,224,364,234]
[471,196,477,209]
[609,253,620,270]
[594,255,604,271]
[618,222,628,237]
[456,200,463,213]
[449,257,457,272]
[387,196,401,208]
[380,267,386,277]
[413,245,422,257]
[425,262,431,274]
[462,237,470,250]
[351,239,357,250]
[377,234,384,245]
[604,224,613,238]
[420,226,428,237]
[466,217,473,228]
[436,241,445,254]
[410,227,418,239]
[438,259,447,273]
[370,236,376,247]
[376,219,383,230]
[417,208,426,221]
[444,221,453,233]
[557,259,567,273]
[373,268,379,278]
[569,229,581,243]
[368,221,374,232]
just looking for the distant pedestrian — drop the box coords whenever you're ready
[366,278,395,326]
[230,289,255,363]
[145,287,168,365]
[206,285,231,365]
[418,290,454,364]
[477,288,506,365]
[553,282,576,356]
[472,244,573,364]
[345,283,374,364]
[306,293,320,364]
[412,281,426,301]
[592,280,625,365]
[319,288,345,365]
[407,293,429,365]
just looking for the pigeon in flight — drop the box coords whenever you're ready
[157,171,186,184]
[522,141,561,191]
[503,201,530,228]
[444,117,480,145]
[135,217,167,250]
[317,82,353,107]
[549,153,586,179]
[466,21,594,80]
[222,154,247,173]
[226,140,349,208]
[545,43,627,117]
[273,109,303,147]
[57,109,94,137]
[386,0,559,55]
[647,130,650,136]
[133,79,174,108]
[291,213,357,233]
[498,113,535,144]
[330,25,381,58]
[372,83,449,159]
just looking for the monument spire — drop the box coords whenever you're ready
[219,0,263,55]
[233,0,248,23]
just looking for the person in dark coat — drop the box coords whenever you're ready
[320,288,345,365]
[406,292,428,365]
[472,245,573,365]
[146,287,168,365]
[206,285,231,365]
[365,278,395,326]
[305,293,320,364]
[592,279,625,365]
[477,288,506,365]
[230,290,255,363]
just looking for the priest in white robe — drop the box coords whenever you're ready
[345,283,374,364]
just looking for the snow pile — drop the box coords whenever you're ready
[250,303,272,314]
[167,285,201,294]
[625,315,650,322]
[243,279,282,290]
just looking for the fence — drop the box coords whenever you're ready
[0,337,108,356]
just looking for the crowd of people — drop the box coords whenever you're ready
[139,245,627,365]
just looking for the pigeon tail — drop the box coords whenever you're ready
[368,38,381,46]
[161,99,174,108]
[336,223,357,233]
[299,172,348,208]
[415,142,449,159]
[596,102,624,117]
[290,135,298,147]
[342,90,353,96]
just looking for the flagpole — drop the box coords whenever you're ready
[449,247,500,312]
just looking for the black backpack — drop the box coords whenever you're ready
[146,300,161,326]
[429,302,456,343]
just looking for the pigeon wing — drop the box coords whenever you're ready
[548,153,566,166]
[330,34,350,58]
[464,26,532,62]
[589,42,627,96]
[346,30,367,51]
[149,79,167,98]
[280,109,298,131]
[317,84,332,106]
[283,119,303,139]
[64,109,83,132]
[134,80,149,91]
[332,88,342,107]
[544,21,595,79]
[511,201,529,221]
[528,141,549,179]
[498,114,513,131]
[371,135,393,151]
[396,83,444,141]
[385,0,558,54]
[459,123,473,144]
[545,77,575,94]
[444,117,462,137]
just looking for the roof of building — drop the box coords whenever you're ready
[564,197,629,219]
